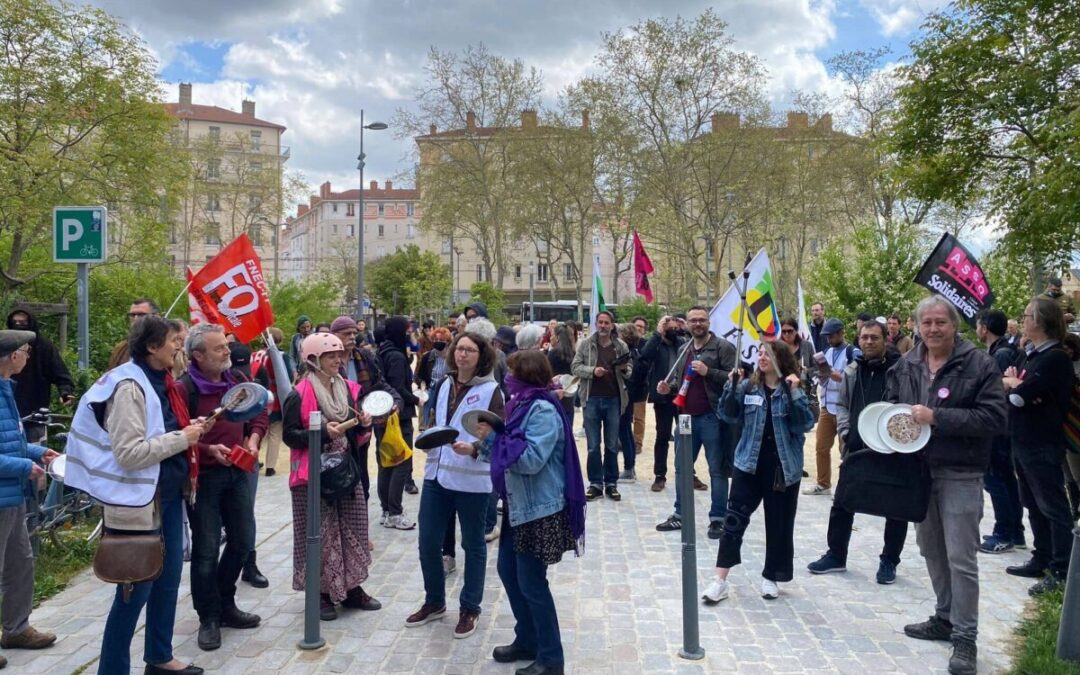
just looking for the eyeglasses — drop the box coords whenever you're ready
[455,346,479,354]
[781,328,796,334]
[687,318,708,324]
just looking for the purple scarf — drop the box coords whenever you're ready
[491,375,587,552]
[186,361,236,395]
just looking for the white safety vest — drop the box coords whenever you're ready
[425,378,497,493]
[65,362,163,507]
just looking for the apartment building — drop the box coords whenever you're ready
[164,83,289,278]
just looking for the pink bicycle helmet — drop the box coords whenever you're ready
[301,332,345,364]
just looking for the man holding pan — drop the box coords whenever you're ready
[179,323,269,651]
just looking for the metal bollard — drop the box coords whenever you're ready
[298,411,325,650]
[1057,527,1080,662]
[678,413,705,660]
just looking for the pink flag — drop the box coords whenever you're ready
[633,230,655,303]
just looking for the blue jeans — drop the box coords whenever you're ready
[486,492,499,533]
[98,496,184,674]
[418,479,487,613]
[618,404,636,472]
[583,396,620,487]
[984,438,1024,542]
[189,467,255,622]
[673,413,729,523]
[497,519,563,666]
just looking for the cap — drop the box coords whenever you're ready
[0,330,35,358]
[820,318,845,336]
[495,326,517,346]
[329,315,357,333]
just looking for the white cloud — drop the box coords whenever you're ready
[857,0,948,36]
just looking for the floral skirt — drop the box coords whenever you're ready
[512,510,576,565]
[291,482,372,603]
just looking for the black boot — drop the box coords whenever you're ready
[242,551,269,588]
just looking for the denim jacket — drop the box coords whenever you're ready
[717,378,815,486]
[479,399,566,526]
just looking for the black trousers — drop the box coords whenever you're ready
[376,416,414,516]
[826,503,908,565]
[652,402,677,479]
[715,444,799,582]
[1014,443,1074,576]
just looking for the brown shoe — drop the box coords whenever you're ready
[0,653,7,669]
[454,611,479,639]
[693,476,708,491]
[342,587,382,611]
[651,477,666,492]
[404,603,446,627]
[0,626,56,650]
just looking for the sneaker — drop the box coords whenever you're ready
[574,428,586,438]
[1028,574,1064,597]
[618,469,636,482]
[656,515,682,532]
[948,638,977,675]
[320,594,338,621]
[650,477,666,492]
[761,579,780,599]
[979,535,1014,554]
[585,486,603,501]
[442,554,456,577]
[707,521,723,540]
[405,603,446,627]
[485,526,500,542]
[404,482,419,495]
[876,559,897,585]
[454,611,479,639]
[693,476,707,491]
[1006,558,1046,578]
[802,484,831,496]
[387,514,416,530]
[605,486,622,501]
[265,467,276,477]
[701,578,729,604]
[807,552,846,575]
[903,615,953,642]
[379,511,389,527]
[0,626,56,650]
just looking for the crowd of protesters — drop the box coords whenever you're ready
[0,273,1077,675]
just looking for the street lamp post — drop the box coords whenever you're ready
[454,248,463,306]
[529,260,535,323]
[357,110,388,316]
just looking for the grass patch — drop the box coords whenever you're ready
[32,520,98,607]
[1011,589,1080,674]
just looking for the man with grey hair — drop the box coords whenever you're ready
[886,295,1007,675]
[515,324,545,351]
[179,323,269,651]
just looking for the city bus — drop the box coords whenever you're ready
[519,300,592,326]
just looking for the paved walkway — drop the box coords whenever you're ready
[12,416,1031,674]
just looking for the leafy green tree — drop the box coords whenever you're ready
[366,245,452,317]
[891,0,1080,263]
[0,0,183,290]
[268,279,344,342]
[465,281,507,325]
[805,223,931,328]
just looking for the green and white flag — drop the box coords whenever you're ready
[591,254,606,329]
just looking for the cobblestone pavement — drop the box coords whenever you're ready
[11,416,1031,674]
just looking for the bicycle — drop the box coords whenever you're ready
[22,409,102,556]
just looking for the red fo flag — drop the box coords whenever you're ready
[633,230,655,303]
[188,234,274,344]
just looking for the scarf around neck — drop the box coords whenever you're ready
[187,361,235,395]
[307,371,350,422]
[489,384,587,555]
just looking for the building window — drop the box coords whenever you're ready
[537,264,549,282]
[206,159,220,179]
[205,223,220,245]
[208,126,220,141]
[332,224,338,234]
[407,203,415,216]
[809,238,819,255]
[332,202,338,213]
[248,223,262,246]
[564,263,573,281]
[206,194,220,212]
[777,236,788,261]
[407,224,416,239]
[476,264,485,282]
[250,130,261,150]
[346,225,354,236]
[378,224,384,238]
[442,238,452,254]
[248,193,261,209]
[378,204,384,216]
[346,203,355,217]
[514,265,522,280]
[592,234,600,247]
[377,245,386,257]
[249,160,262,174]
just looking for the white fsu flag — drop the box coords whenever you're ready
[709,249,781,363]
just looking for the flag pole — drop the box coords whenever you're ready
[164,281,192,318]
[729,253,752,367]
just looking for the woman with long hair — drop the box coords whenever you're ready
[547,323,577,424]
[703,341,815,603]
[780,317,818,421]
[282,333,380,621]
[455,350,585,673]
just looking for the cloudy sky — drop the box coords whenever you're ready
[87,0,946,214]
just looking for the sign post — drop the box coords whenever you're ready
[53,207,107,370]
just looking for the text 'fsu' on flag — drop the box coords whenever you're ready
[913,232,994,327]
[633,230,655,304]
[188,234,275,344]
[590,254,606,330]
[710,248,780,363]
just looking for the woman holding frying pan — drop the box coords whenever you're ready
[282,333,381,621]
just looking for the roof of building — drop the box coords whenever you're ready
[164,103,287,131]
